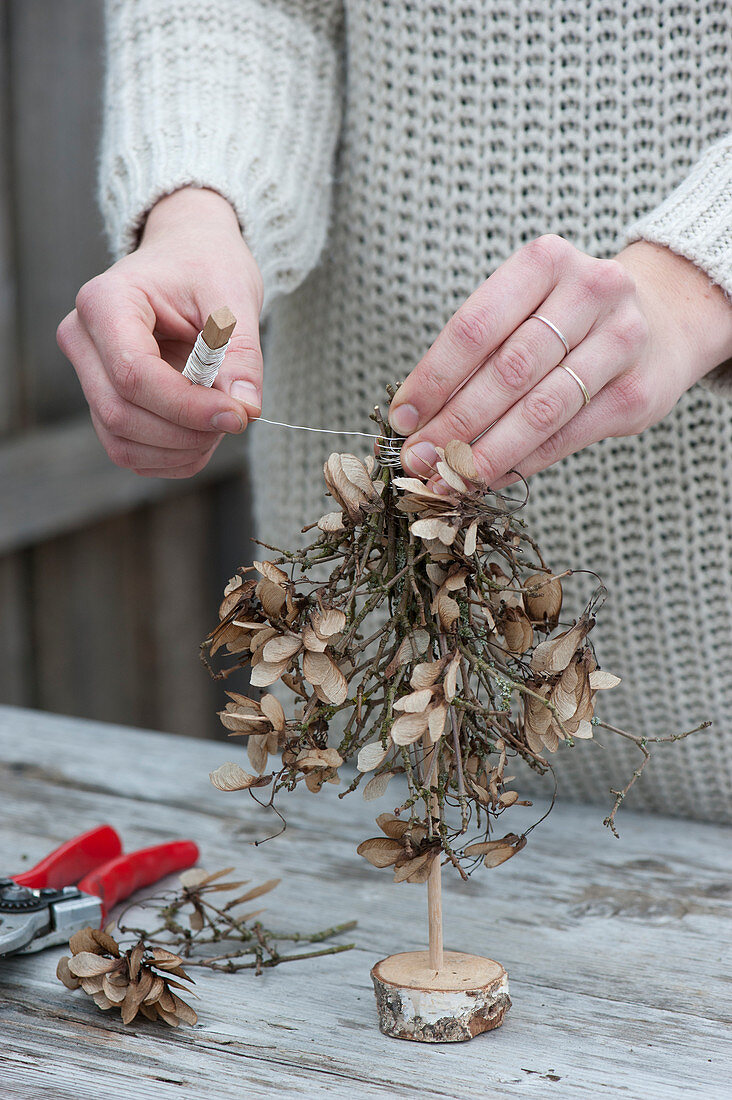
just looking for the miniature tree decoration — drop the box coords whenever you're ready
[203,395,703,1042]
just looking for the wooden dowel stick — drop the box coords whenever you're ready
[202,306,237,350]
[422,734,444,972]
[427,846,443,971]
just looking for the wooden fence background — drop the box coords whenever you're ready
[0,0,252,738]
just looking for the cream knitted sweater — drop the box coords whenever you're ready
[101,1,732,823]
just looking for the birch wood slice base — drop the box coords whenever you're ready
[371,950,510,1042]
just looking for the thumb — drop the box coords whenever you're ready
[199,292,263,421]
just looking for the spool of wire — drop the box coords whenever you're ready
[182,307,237,387]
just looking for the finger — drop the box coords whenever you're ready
[389,234,575,435]
[490,372,648,487]
[400,280,604,476]
[59,312,216,449]
[448,336,617,487]
[90,412,216,470]
[132,437,224,480]
[76,281,249,433]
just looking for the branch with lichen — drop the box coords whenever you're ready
[202,387,708,880]
[115,867,356,976]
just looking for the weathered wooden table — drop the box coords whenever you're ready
[0,705,729,1098]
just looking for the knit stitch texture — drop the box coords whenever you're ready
[101,0,732,823]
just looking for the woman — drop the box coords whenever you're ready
[57,1,732,821]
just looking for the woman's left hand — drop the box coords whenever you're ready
[389,235,732,490]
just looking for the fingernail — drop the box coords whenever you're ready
[390,402,420,435]
[231,380,261,411]
[212,411,244,433]
[405,440,438,475]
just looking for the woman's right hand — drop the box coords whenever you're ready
[57,186,263,478]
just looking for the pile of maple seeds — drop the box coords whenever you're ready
[57,927,197,1026]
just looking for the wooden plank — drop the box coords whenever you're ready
[4,1,142,731]
[143,490,222,738]
[8,0,107,424]
[30,515,143,723]
[0,2,253,741]
[0,3,19,431]
[0,415,249,555]
[29,493,223,735]
[0,706,730,1099]
[0,6,30,710]
[0,557,30,706]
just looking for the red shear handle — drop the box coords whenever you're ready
[13,825,123,889]
[77,840,199,922]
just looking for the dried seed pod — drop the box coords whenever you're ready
[391,711,430,746]
[463,518,479,556]
[363,770,396,800]
[376,813,411,840]
[247,733,269,774]
[249,658,290,688]
[393,688,434,713]
[393,850,438,884]
[324,453,374,519]
[383,630,430,678]
[262,633,302,663]
[464,833,526,867]
[260,693,286,732]
[427,702,448,743]
[410,517,458,545]
[312,608,346,638]
[356,837,404,868]
[523,572,563,621]
[590,669,621,690]
[302,651,348,704]
[254,561,289,585]
[411,658,447,690]
[530,618,591,675]
[317,511,345,532]
[443,439,478,482]
[357,741,390,772]
[435,460,468,493]
[256,579,288,619]
[500,607,534,654]
[209,762,259,791]
[443,654,461,703]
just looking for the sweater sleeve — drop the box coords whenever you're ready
[620,133,732,397]
[99,0,343,314]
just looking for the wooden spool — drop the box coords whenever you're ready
[371,950,510,1042]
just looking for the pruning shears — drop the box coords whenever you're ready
[0,825,198,957]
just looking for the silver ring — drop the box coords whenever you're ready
[561,364,591,407]
[528,313,570,357]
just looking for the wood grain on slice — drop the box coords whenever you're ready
[371,950,510,1042]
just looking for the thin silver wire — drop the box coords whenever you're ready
[255,415,377,439]
[185,324,407,465]
[255,415,405,466]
